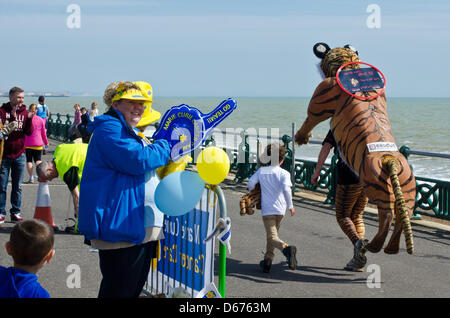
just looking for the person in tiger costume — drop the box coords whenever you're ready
[295,42,415,262]
[312,130,369,271]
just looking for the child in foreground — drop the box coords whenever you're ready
[247,143,298,273]
[0,219,55,298]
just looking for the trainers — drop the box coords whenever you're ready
[354,239,369,258]
[282,245,298,270]
[10,213,23,223]
[259,258,272,273]
[344,255,367,272]
[25,177,34,184]
[0,215,5,224]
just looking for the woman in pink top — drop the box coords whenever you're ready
[24,104,49,183]
[73,104,82,126]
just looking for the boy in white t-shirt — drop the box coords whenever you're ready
[247,143,297,273]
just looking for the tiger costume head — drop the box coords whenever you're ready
[313,42,360,78]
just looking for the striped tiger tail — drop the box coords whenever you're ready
[382,156,414,254]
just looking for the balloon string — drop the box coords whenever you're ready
[209,188,217,208]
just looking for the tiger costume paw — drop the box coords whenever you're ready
[383,245,400,254]
[294,131,312,145]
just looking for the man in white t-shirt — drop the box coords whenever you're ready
[247,143,297,273]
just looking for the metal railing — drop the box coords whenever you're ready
[48,114,450,221]
[399,146,450,220]
[47,113,74,141]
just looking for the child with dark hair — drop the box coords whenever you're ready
[0,219,55,298]
[247,143,298,273]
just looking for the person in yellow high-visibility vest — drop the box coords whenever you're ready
[36,142,88,218]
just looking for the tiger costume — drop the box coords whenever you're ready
[240,183,261,216]
[317,130,369,270]
[295,43,415,256]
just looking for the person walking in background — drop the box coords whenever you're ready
[78,106,92,143]
[72,104,82,126]
[247,143,298,273]
[78,81,170,298]
[69,104,87,140]
[88,102,98,122]
[24,104,48,184]
[36,96,49,154]
[0,87,34,224]
[0,219,55,298]
[72,105,88,126]
[36,96,49,127]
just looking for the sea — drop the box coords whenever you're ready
[1,96,449,181]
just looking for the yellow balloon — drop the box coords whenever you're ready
[196,147,230,185]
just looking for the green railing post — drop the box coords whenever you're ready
[281,134,293,173]
[219,243,226,297]
[204,135,215,147]
[63,113,72,142]
[49,112,74,142]
[439,182,449,219]
[234,130,251,183]
[213,185,228,298]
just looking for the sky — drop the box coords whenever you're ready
[0,0,449,97]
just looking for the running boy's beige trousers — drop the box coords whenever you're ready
[262,215,287,260]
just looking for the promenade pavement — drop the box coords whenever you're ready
[0,140,449,298]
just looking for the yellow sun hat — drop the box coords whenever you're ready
[111,81,153,104]
[134,81,161,127]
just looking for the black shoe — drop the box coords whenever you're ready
[344,255,367,272]
[259,258,272,273]
[354,239,369,258]
[64,218,80,234]
[282,246,298,270]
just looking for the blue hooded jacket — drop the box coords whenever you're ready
[78,109,170,244]
[0,266,50,298]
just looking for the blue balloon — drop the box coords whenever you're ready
[155,171,206,216]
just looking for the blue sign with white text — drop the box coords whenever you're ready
[158,208,210,292]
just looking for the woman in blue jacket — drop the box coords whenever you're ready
[78,81,170,298]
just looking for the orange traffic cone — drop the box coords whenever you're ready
[34,179,56,227]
